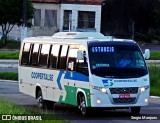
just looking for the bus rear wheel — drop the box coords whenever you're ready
[37,90,45,109]
[131,107,141,115]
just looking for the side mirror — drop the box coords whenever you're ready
[77,50,83,60]
[143,49,150,59]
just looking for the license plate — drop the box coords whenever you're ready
[119,94,130,98]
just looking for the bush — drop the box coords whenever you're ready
[0,39,21,49]
[135,32,160,43]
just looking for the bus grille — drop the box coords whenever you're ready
[110,87,138,94]
[113,98,136,103]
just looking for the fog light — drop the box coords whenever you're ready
[144,98,148,103]
[97,99,101,104]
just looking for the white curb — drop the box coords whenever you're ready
[150,96,160,99]
[0,79,18,83]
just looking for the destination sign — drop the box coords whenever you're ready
[90,46,114,53]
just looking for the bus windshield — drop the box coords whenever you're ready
[88,42,148,78]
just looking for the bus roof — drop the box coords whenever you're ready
[23,32,135,45]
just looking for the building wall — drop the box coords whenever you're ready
[60,4,101,32]
[33,3,60,36]
[0,25,33,41]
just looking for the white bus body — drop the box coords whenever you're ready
[19,32,150,116]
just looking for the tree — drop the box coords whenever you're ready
[0,0,34,42]
[101,0,160,39]
[149,0,160,31]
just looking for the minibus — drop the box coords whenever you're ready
[19,32,150,116]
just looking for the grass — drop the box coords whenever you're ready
[148,65,160,96]
[0,98,69,122]
[0,72,18,81]
[150,52,160,60]
[0,98,30,114]
[0,52,19,59]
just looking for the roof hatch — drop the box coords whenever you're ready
[52,32,106,39]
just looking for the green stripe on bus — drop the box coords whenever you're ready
[58,85,91,107]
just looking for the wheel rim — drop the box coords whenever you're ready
[37,95,43,107]
[37,91,44,108]
[80,96,86,115]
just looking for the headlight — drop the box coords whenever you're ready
[140,85,149,92]
[101,88,107,93]
[92,86,107,93]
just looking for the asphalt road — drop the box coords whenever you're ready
[0,68,18,72]
[0,81,160,123]
[140,45,160,52]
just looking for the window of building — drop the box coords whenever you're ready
[31,44,40,66]
[39,44,50,68]
[78,11,95,28]
[21,43,31,65]
[63,10,72,30]
[44,10,57,27]
[49,45,60,69]
[67,45,79,71]
[58,45,69,69]
[34,9,41,26]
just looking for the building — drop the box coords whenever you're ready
[0,0,103,39]
[32,0,103,36]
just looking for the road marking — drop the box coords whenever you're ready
[0,79,18,83]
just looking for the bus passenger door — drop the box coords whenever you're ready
[66,46,79,105]
[66,71,77,105]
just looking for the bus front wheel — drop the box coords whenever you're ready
[78,95,88,116]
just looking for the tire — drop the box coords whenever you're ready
[37,90,45,109]
[131,107,141,115]
[78,95,88,117]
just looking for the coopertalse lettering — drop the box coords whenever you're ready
[31,72,53,81]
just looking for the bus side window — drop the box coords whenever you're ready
[58,45,69,69]
[30,44,40,66]
[76,45,89,75]
[49,45,60,69]
[21,43,31,65]
[39,44,50,68]
[67,45,79,71]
